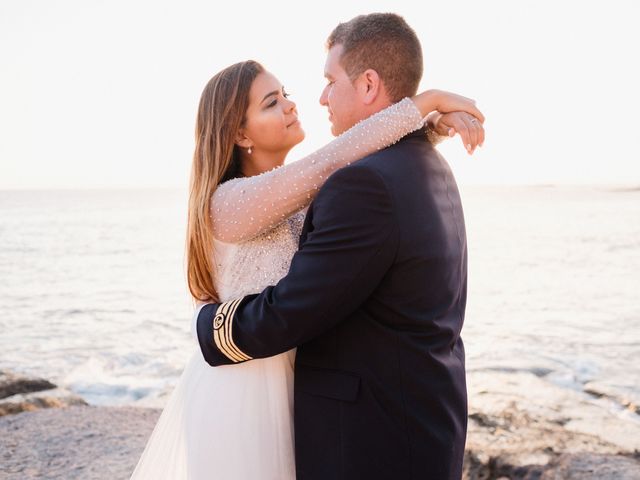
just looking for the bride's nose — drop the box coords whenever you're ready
[284,97,296,112]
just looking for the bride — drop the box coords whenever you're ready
[130,60,483,479]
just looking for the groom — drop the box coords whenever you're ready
[196,13,473,480]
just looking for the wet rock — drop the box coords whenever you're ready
[583,381,640,416]
[0,387,88,416]
[0,370,56,399]
[0,369,87,416]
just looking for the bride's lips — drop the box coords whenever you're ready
[287,118,300,128]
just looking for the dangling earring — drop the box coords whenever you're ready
[247,147,252,154]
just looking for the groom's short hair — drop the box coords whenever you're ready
[327,13,423,103]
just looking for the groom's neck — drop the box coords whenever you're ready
[345,97,394,132]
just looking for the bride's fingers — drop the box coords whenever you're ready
[477,121,485,148]
[468,113,485,149]
[462,116,479,154]
[454,120,472,154]
[453,94,484,124]
[464,103,485,124]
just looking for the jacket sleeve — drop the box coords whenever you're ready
[196,163,399,366]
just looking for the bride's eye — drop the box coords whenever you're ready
[267,99,278,108]
[283,90,291,99]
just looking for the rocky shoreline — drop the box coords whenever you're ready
[0,370,87,417]
[463,370,640,479]
[1,369,639,479]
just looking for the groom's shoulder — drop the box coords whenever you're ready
[352,131,435,176]
[317,131,436,197]
[367,126,433,159]
[311,157,394,209]
[321,158,388,193]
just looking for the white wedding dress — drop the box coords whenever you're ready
[130,98,425,479]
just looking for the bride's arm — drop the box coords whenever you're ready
[211,92,483,244]
[210,98,422,243]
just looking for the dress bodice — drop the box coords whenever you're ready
[213,211,306,302]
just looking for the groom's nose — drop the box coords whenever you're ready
[319,85,329,106]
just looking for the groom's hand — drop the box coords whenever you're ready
[427,111,485,154]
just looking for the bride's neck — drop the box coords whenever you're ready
[240,150,289,177]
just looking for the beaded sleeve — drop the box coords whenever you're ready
[210,97,424,243]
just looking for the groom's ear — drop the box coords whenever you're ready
[357,69,382,106]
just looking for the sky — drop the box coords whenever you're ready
[1,0,639,189]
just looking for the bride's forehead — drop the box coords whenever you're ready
[250,71,283,98]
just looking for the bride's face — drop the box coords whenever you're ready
[239,71,305,161]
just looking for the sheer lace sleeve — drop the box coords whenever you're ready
[211,97,424,243]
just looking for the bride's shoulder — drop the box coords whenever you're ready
[215,176,242,191]
[212,172,274,200]
[210,177,244,209]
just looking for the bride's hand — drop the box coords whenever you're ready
[411,89,485,154]
[427,111,485,154]
[411,89,484,124]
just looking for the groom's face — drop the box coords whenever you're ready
[320,45,362,136]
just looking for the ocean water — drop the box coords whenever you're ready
[0,186,639,410]
[0,189,193,406]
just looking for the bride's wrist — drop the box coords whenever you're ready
[425,111,443,130]
[411,90,441,117]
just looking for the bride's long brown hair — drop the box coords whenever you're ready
[186,60,264,302]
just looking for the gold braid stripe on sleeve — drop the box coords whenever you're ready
[212,299,252,363]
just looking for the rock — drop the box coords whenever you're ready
[462,370,640,479]
[0,369,88,417]
[0,387,88,416]
[2,369,639,479]
[0,405,160,479]
[540,453,640,479]
[583,381,640,416]
[0,370,56,399]
[462,450,491,480]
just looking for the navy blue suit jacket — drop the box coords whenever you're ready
[197,128,468,479]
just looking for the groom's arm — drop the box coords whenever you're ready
[196,163,398,366]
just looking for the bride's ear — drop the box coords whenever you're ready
[234,129,253,150]
[358,69,381,105]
